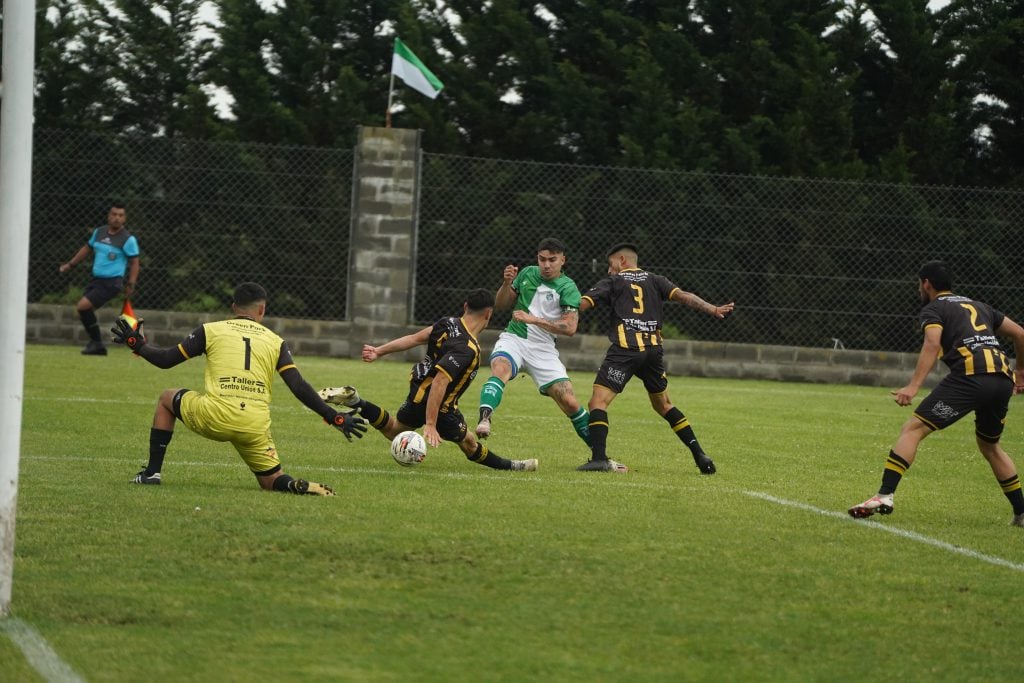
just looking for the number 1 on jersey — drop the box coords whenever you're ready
[242,336,252,370]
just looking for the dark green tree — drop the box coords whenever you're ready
[211,0,399,147]
[32,1,117,130]
[75,0,221,138]
[834,0,978,183]
[945,0,1024,187]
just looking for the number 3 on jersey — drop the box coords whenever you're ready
[630,284,644,314]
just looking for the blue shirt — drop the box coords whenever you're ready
[88,227,139,278]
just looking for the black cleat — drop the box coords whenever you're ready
[131,468,161,485]
[576,458,629,473]
[81,340,108,355]
[694,454,717,475]
[290,479,336,496]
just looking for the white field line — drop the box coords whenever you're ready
[21,454,1024,572]
[742,490,1024,573]
[0,617,85,683]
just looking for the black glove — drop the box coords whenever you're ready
[111,316,147,352]
[329,410,368,441]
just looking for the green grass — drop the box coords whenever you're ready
[5,344,1024,681]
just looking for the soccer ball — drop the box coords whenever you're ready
[390,431,427,467]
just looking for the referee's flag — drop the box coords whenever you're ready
[120,298,139,329]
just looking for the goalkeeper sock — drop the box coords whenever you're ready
[588,409,609,460]
[146,428,173,475]
[272,474,295,492]
[569,407,590,444]
[879,450,910,495]
[999,474,1024,515]
[79,308,101,342]
[465,443,512,470]
[479,377,506,417]
[663,407,704,457]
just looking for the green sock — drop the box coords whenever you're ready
[569,407,590,444]
[479,377,505,418]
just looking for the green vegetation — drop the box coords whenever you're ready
[34,1,1024,186]
[5,344,1024,680]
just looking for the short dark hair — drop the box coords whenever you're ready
[465,288,495,312]
[109,202,126,210]
[233,282,268,307]
[918,260,953,291]
[606,242,639,259]
[537,237,566,255]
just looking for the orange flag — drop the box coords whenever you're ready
[121,298,137,327]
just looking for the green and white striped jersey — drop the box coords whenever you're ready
[506,265,581,344]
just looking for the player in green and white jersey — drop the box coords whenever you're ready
[476,238,591,448]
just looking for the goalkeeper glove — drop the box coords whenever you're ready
[329,410,368,441]
[111,316,147,352]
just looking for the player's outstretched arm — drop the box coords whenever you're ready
[59,245,92,274]
[362,326,432,362]
[110,317,190,368]
[280,366,367,440]
[672,290,735,318]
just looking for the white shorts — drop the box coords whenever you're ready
[490,331,570,394]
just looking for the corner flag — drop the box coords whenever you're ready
[391,38,444,99]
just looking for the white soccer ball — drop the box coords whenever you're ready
[390,430,426,467]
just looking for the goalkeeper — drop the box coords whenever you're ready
[111,282,367,495]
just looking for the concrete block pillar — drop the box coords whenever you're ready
[347,126,422,327]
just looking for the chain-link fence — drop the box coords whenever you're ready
[30,128,1024,353]
[417,154,1024,352]
[32,128,353,319]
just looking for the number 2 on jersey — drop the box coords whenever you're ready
[959,303,988,332]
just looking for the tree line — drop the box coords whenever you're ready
[11,0,1023,188]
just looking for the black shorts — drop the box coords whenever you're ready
[914,373,1013,442]
[395,396,468,443]
[593,344,669,395]
[83,277,123,308]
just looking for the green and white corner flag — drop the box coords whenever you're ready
[391,37,444,99]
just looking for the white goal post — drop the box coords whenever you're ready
[0,0,36,615]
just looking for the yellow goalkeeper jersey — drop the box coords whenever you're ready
[180,317,290,430]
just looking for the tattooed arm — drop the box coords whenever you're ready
[511,308,579,337]
[670,290,735,319]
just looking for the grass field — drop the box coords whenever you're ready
[4,343,1024,681]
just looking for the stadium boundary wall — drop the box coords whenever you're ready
[26,303,945,389]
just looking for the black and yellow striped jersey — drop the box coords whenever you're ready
[407,316,482,412]
[920,292,1011,378]
[583,268,681,351]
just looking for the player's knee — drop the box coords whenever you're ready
[976,434,1002,455]
[490,358,513,379]
[458,437,478,458]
